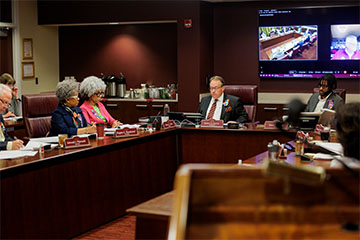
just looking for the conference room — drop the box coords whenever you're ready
[1,0,359,239]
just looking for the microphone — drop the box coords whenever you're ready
[286,98,306,127]
[275,98,305,131]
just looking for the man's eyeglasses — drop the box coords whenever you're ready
[319,84,328,88]
[0,98,10,106]
[209,87,222,91]
[95,92,105,97]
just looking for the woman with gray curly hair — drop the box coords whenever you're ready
[50,79,96,136]
[80,76,122,128]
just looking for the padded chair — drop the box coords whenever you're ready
[224,85,258,122]
[312,88,346,102]
[22,93,58,138]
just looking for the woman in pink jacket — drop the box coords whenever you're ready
[80,76,122,128]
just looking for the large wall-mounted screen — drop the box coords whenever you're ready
[258,6,360,78]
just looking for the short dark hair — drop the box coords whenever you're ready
[318,73,337,90]
[335,102,360,160]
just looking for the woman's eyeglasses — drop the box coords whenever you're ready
[95,92,105,97]
[68,95,80,100]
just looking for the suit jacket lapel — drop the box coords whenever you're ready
[220,95,226,120]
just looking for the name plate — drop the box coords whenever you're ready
[64,136,91,149]
[296,130,307,141]
[162,120,176,129]
[114,128,139,138]
[314,124,324,135]
[264,121,288,130]
[264,121,276,129]
[201,119,224,128]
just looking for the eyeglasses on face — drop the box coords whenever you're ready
[95,92,105,97]
[319,84,328,88]
[0,98,10,106]
[209,86,222,91]
[68,95,80,100]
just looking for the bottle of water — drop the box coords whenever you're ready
[163,104,170,116]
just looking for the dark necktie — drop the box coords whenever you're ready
[207,99,218,119]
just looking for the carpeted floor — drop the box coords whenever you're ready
[74,214,136,240]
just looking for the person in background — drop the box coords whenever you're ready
[50,79,96,136]
[330,102,360,168]
[0,73,21,117]
[331,35,360,60]
[198,75,248,123]
[0,84,24,150]
[80,76,122,128]
[304,73,343,112]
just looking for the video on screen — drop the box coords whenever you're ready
[330,24,360,60]
[259,25,318,61]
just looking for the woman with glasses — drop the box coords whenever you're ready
[0,73,21,117]
[50,79,96,136]
[80,76,122,128]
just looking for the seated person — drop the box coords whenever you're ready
[198,75,248,123]
[330,102,360,168]
[80,76,122,128]
[49,79,96,136]
[331,35,360,60]
[304,73,343,112]
[0,84,24,150]
[0,73,21,117]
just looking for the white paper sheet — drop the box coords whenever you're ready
[29,136,59,143]
[314,142,343,155]
[0,150,37,160]
[4,116,23,121]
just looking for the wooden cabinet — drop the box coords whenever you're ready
[256,104,289,123]
[104,100,178,123]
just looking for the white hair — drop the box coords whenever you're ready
[0,83,11,97]
[80,76,106,98]
[56,79,79,103]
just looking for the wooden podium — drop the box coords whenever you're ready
[168,163,360,239]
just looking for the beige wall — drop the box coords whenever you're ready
[18,0,59,94]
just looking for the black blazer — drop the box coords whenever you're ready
[198,93,248,123]
[0,115,13,150]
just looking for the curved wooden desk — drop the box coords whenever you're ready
[1,125,295,239]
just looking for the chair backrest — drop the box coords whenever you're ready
[313,88,346,102]
[22,93,58,138]
[224,85,258,122]
[168,163,359,239]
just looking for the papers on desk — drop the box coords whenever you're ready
[314,142,343,156]
[22,141,57,151]
[313,153,334,160]
[105,124,141,135]
[29,136,59,143]
[0,150,37,160]
[4,116,23,121]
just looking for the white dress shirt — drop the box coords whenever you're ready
[206,93,224,120]
[314,94,331,113]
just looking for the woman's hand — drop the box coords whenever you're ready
[112,120,122,128]
[12,87,18,99]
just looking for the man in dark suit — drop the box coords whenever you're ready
[0,84,24,150]
[198,76,248,123]
[304,73,343,112]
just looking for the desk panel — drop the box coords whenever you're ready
[1,130,177,239]
[180,128,294,164]
[1,127,296,239]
